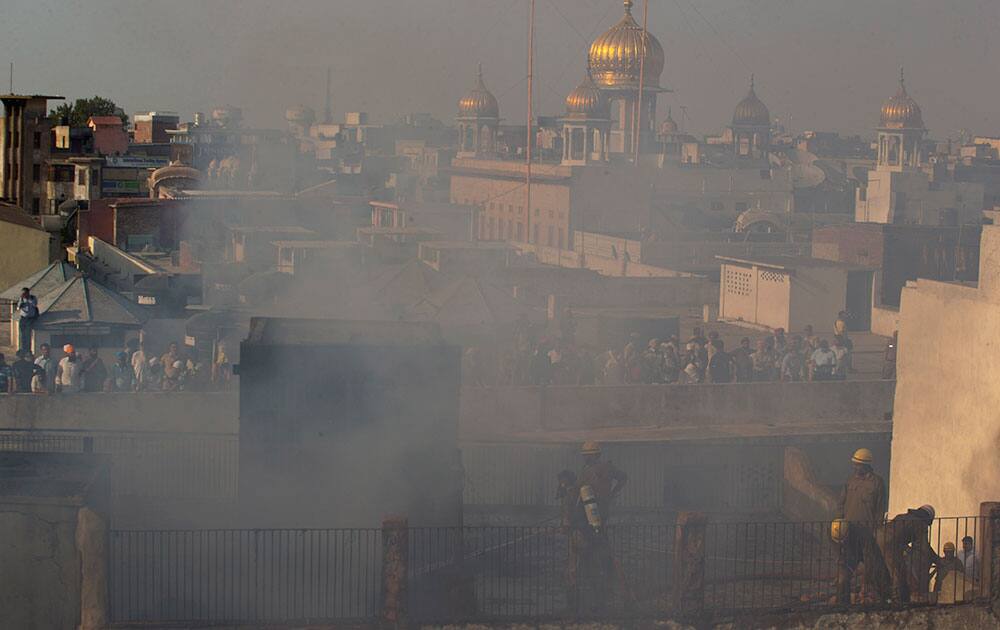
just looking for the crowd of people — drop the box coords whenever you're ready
[482,311,858,387]
[0,339,234,394]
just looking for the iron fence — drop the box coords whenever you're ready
[704,515,987,611]
[0,429,238,500]
[109,528,382,623]
[108,516,991,625]
[407,524,676,621]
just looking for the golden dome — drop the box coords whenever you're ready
[732,75,770,126]
[458,65,499,119]
[880,69,923,129]
[565,74,610,118]
[588,0,664,88]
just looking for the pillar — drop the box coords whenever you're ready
[671,511,707,614]
[979,502,1000,600]
[381,515,409,628]
[76,507,108,630]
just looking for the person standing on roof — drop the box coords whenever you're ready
[16,287,39,353]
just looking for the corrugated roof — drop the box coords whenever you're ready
[36,276,147,328]
[0,262,77,301]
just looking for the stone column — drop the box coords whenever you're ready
[979,502,1000,600]
[381,515,409,628]
[671,511,707,614]
[76,507,108,630]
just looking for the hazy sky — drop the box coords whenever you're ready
[3,0,998,137]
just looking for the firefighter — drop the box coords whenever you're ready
[557,469,611,614]
[578,441,628,523]
[882,505,938,603]
[834,448,889,603]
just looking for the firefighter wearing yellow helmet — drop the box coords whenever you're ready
[579,441,627,524]
[834,447,888,603]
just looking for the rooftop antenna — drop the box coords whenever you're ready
[324,67,332,123]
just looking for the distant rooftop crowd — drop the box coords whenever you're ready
[471,311,881,387]
[0,339,234,395]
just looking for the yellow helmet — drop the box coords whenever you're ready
[851,448,874,465]
[831,518,849,543]
[581,441,601,455]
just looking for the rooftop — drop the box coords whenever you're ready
[271,240,356,249]
[716,254,872,271]
[0,201,45,232]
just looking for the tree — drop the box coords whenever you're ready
[49,96,128,127]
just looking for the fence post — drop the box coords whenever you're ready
[980,502,1000,600]
[671,511,707,615]
[381,516,408,628]
[76,507,108,630]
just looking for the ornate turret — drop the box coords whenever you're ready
[588,0,664,88]
[457,65,500,157]
[876,69,926,170]
[730,75,771,159]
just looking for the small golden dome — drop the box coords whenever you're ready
[732,76,770,126]
[880,69,923,129]
[565,74,610,118]
[588,0,664,88]
[458,65,499,119]
[659,107,678,135]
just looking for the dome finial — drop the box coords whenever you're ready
[899,66,906,92]
[624,0,633,13]
[750,73,755,90]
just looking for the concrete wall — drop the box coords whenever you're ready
[889,226,1000,517]
[0,498,83,629]
[461,380,895,439]
[871,304,900,337]
[0,220,51,297]
[0,391,238,434]
[790,266,848,332]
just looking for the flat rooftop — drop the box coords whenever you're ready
[717,254,872,271]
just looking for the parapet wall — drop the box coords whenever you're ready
[461,381,895,439]
[0,392,238,434]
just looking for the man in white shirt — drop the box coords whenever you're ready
[56,344,83,393]
[810,339,837,381]
[959,536,978,580]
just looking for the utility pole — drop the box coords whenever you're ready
[633,0,649,165]
[324,67,332,124]
[525,0,535,245]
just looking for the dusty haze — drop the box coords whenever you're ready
[2,0,998,136]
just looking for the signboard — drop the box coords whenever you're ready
[105,155,169,168]
[102,179,141,194]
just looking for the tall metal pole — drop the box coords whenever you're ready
[633,0,649,165]
[525,0,535,244]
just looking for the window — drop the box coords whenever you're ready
[516,222,523,241]
[77,169,86,185]
[547,225,554,246]
[548,210,554,219]
[710,201,725,212]
[32,164,40,182]
[508,204,513,214]
[33,132,41,149]
[533,224,539,244]
[534,208,540,216]
[31,198,39,214]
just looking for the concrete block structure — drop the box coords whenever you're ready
[889,224,1000,518]
[717,254,874,331]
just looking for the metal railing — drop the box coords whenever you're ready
[109,528,382,623]
[704,516,987,611]
[0,429,238,501]
[108,515,990,625]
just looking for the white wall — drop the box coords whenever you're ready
[889,225,1000,517]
